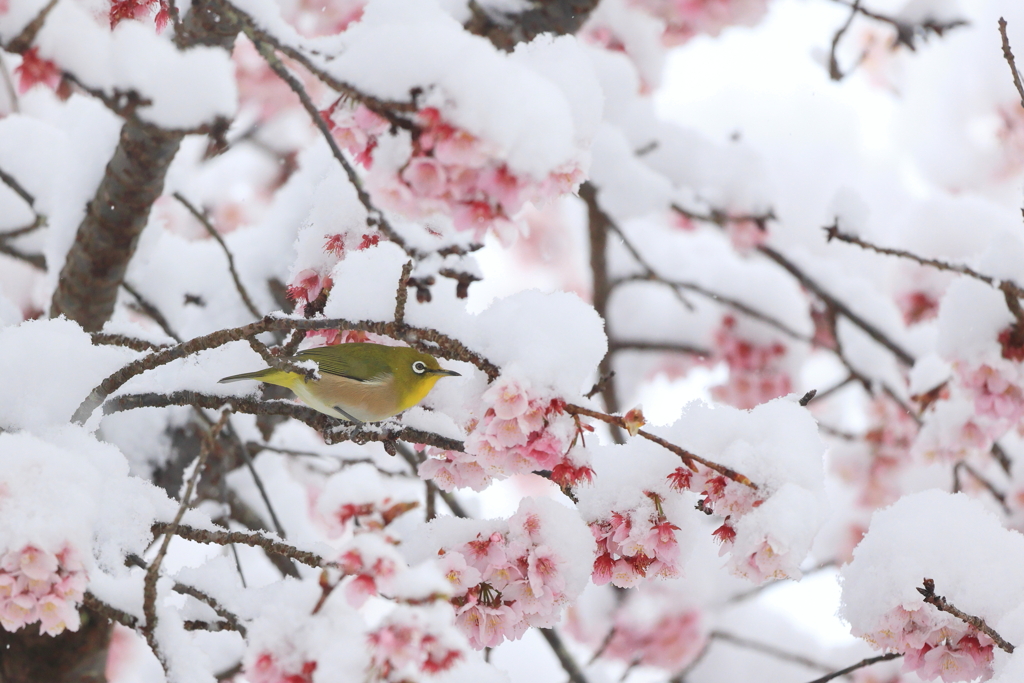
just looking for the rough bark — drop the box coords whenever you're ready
[48,0,241,331]
[465,0,601,51]
[12,3,244,680]
[0,608,111,683]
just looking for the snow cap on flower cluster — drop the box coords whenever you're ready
[325,0,600,179]
[29,2,236,128]
[841,491,1024,682]
[404,497,595,649]
[841,490,1024,634]
[580,399,827,585]
[0,428,177,635]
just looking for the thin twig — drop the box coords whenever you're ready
[825,223,1024,299]
[152,522,326,568]
[918,578,1016,653]
[1000,18,1024,110]
[829,0,862,81]
[121,280,182,343]
[711,631,834,673]
[952,461,1010,514]
[91,333,169,352]
[250,39,416,257]
[395,260,413,325]
[538,627,590,683]
[802,653,901,683]
[173,192,261,319]
[395,442,468,518]
[609,340,711,357]
[0,165,35,208]
[83,592,139,629]
[220,415,289,538]
[143,409,229,669]
[564,403,757,488]
[613,274,812,344]
[758,244,915,366]
[104,391,467,452]
[127,553,247,637]
[0,240,45,269]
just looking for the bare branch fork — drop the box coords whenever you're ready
[563,403,757,489]
[917,578,1016,654]
[824,222,1024,335]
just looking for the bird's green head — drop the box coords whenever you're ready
[386,346,461,410]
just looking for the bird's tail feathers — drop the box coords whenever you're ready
[218,369,277,384]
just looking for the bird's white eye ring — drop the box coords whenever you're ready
[412,361,427,374]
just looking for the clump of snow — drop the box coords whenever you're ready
[0,317,137,432]
[841,489,1024,636]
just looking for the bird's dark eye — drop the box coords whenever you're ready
[412,361,427,374]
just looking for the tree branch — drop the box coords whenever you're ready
[73,314,498,424]
[173,192,261,320]
[918,578,1015,653]
[153,522,326,568]
[802,653,901,683]
[564,403,757,489]
[103,391,467,452]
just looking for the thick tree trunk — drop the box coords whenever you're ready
[0,609,111,683]
[48,0,240,331]
[49,121,182,330]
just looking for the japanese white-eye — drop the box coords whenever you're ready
[218,342,460,423]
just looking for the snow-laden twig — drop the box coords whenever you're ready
[143,409,229,672]
[563,404,757,488]
[104,391,468,452]
[918,578,1016,654]
[153,522,327,568]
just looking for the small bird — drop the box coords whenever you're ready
[218,342,460,423]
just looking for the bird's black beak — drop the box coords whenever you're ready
[432,369,461,377]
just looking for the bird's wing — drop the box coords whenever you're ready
[294,346,390,384]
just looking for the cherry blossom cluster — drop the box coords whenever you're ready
[247,653,318,683]
[603,608,705,669]
[436,504,582,649]
[566,579,707,671]
[590,492,683,588]
[367,607,465,681]
[109,0,169,31]
[709,317,792,410]
[419,374,593,491]
[857,605,994,683]
[630,0,771,45]
[0,545,86,636]
[286,232,381,332]
[13,48,61,95]
[832,396,919,508]
[954,358,1024,441]
[337,535,403,608]
[310,463,420,541]
[323,102,584,241]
